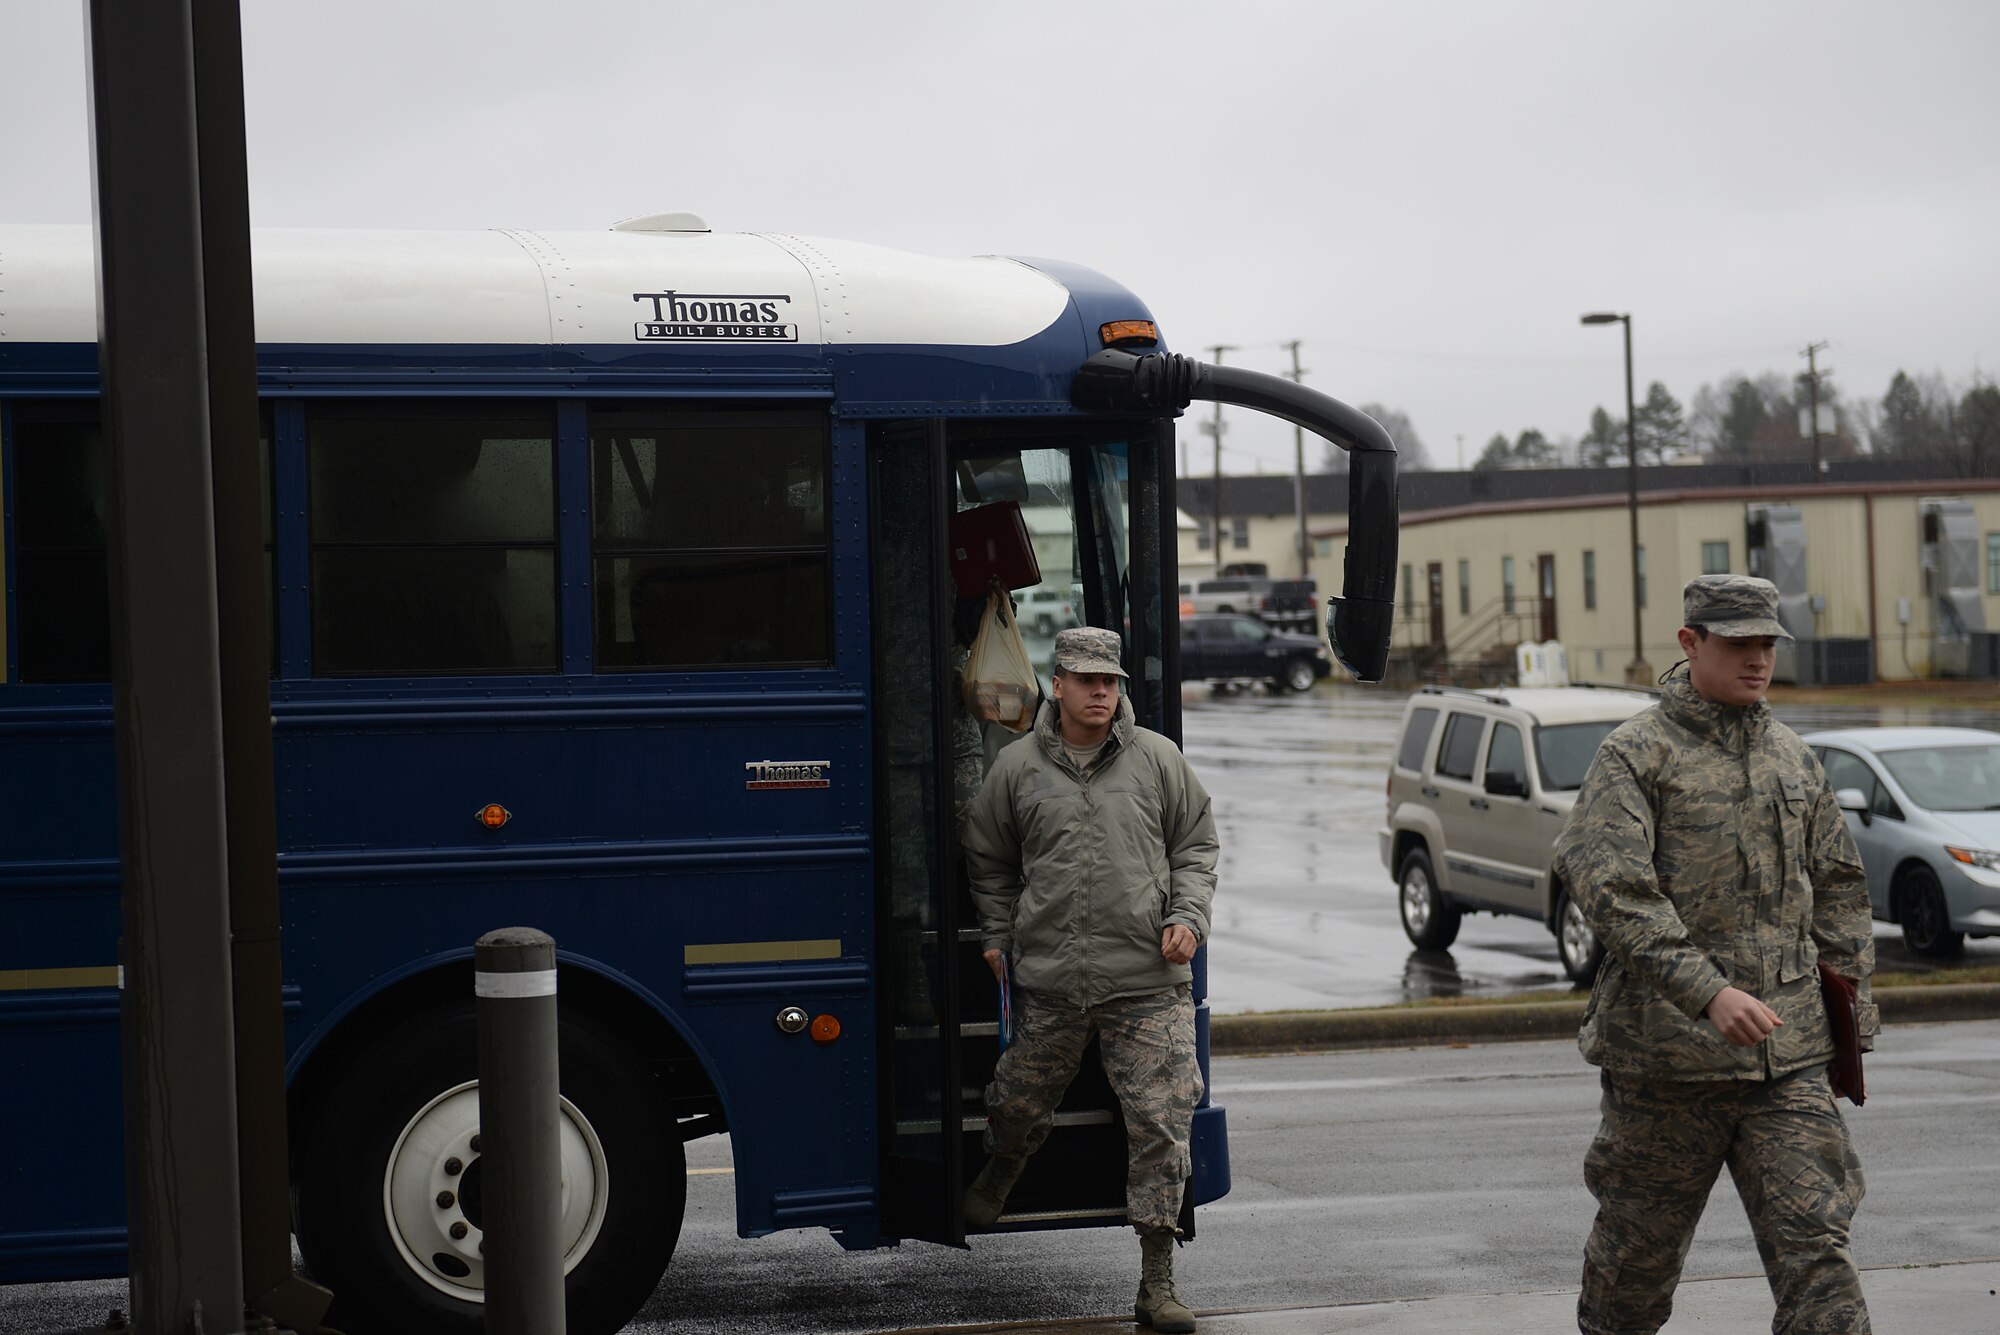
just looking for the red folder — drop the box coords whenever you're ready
[949,501,1041,599]
[1817,961,1866,1106]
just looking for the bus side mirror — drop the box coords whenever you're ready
[1070,348,1399,682]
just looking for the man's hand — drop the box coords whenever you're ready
[1161,924,1198,966]
[983,947,1007,986]
[1705,985,1783,1047]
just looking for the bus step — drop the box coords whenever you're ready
[891,1108,1115,1137]
[892,1021,998,1040]
[994,1205,1129,1226]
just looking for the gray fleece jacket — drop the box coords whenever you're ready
[962,695,1219,1007]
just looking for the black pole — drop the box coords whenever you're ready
[185,1,336,1326]
[477,929,567,1335]
[86,1,246,1329]
[1622,316,1645,682]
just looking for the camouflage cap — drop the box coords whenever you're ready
[1051,626,1128,677]
[1683,573,1793,640]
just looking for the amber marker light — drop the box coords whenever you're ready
[1099,320,1158,347]
[477,804,512,830]
[809,1013,841,1044]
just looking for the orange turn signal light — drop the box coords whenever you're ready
[809,1013,841,1044]
[477,804,512,830]
[1099,320,1159,347]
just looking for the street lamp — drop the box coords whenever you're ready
[1581,311,1649,685]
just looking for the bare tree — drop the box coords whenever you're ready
[1319,403,1430,472]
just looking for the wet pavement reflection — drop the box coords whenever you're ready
[1182,683,2000,1014]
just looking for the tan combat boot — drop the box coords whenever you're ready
[962,1154,1026,1229]
[1135,1227,1196,1333]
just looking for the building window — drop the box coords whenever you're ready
[1988,534,2000,594]
[1402,562,1414,613]
[1637,545,1647,608]
[1501,555,1516,614]
[1314,537,1332,558]
[1702,540,1730,575]
[1196,529,1212,551]
[1230,516,1250,549]
[1457,559,1470,616]
[1583,549,1597,611]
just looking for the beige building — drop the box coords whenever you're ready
[1308,479,2000,684]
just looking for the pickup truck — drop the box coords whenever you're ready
[1182,575,1318,633]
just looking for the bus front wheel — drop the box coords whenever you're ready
[295,1002,684,1335]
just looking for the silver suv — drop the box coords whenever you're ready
[1381,684,1655,983]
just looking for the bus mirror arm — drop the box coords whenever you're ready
[1070,348,1399,683]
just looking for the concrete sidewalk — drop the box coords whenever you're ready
[904,1258,1998,1333]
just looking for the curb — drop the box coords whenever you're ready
[1209,983,2000,1055]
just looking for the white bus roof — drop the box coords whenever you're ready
[0,222,1080,351]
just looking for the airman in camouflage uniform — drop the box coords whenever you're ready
[1553,575,1878,1335]
[961,627,1218,1335]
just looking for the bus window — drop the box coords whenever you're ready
[10,405,110,682]
[307,402,557,675]
[9,402,274,682]
[589,405,830,669]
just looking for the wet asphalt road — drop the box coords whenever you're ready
[14,1022,1999,1334]
[1188,682,2000,1014]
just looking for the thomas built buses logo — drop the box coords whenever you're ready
[744,760,831,791]
[632,290,798,342]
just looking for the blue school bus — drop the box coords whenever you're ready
[0,213,1396,1333]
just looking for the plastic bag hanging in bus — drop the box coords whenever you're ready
[964,590,1040,732]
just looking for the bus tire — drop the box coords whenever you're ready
[296,1001,684,1335]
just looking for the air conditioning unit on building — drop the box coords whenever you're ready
[1515,640,1570,688]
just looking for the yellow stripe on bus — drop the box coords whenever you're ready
[0,966,119,991]
[682,939,841,966]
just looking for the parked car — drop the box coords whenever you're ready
[1801,726,2000,957]
[1182,575,1318,632]
[1179,613,1330,693]
[1019,583,1079,637]
[1381,684,1656,982]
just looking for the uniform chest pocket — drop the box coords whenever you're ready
[1777,775,1809,868]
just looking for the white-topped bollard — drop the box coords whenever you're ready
[475,928,564,1335]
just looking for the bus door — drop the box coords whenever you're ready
[871,419,1174,1245]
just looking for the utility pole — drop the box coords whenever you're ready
[1204,344,1237,563]
[89,1,249,1328]
[1282,340,1310,576]
[1801,341,1831,481]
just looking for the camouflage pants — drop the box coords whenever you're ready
[982,984,1203,1233]
[1579,1065,1869,1335]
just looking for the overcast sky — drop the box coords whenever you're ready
[3,1,1994,474]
